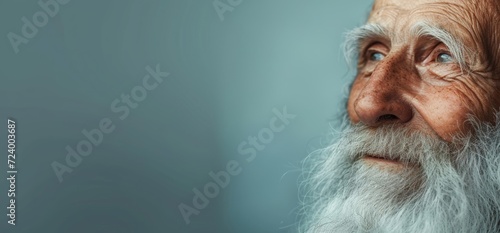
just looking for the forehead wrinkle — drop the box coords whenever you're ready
[407,3,481,46]
[368,4,400,23]
[343,23,390,69]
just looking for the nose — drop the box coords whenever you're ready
[352,59,413,127]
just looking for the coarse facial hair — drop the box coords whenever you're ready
[299,114,500,233]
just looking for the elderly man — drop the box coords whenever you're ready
[300,0,500,232]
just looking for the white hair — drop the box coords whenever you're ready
[298,113,500,233]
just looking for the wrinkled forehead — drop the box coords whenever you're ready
[371,0,463,12]
[365,0,499,53]
[369,0,468,30]
[368,0,497,27]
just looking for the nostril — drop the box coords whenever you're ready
[352,90,414,126]
[377,114,399,122]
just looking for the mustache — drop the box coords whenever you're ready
[342,123,457,165]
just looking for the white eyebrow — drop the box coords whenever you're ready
[342,22,471,72]
[410,21,471,72]
[343,23,389,69]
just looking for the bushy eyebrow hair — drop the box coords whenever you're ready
[343,22,471,73]
[343,23,388,68]
[410,21,470,72]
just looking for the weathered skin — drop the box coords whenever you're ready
[347,0,500,142]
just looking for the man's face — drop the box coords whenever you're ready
[301,1,500,232]
[347,0,500,142]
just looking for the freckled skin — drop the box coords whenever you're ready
[347,0,500,141]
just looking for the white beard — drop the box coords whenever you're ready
[299,115,500,233]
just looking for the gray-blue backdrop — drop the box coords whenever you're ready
[0,0,372,232]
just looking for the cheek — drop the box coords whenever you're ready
[414,81,497,141]
[414,90,470,141]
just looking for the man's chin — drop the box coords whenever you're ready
[353,156,424,202]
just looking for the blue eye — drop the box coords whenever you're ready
[370,52,385,61]
[436,52,454,63]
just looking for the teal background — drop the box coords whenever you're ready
[0,0,371,232]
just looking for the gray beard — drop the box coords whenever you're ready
[299,115,500,233]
